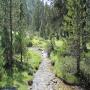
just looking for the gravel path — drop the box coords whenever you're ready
[31,50,61,90]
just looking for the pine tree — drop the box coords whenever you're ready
[2,0,13,72]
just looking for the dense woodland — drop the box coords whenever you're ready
[0,0,90,90]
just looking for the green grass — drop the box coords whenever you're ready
[0,71,33,90]
[0,49,41,90]
[87,43,90,49]
[81,51,90,76]
[50,52,58,63]
[55,39,65,47]
[51,55,79,84]
[54,59,63,78]
[13,72,33,90]
[25,49,41,69]
[31,36,48,49]
[64,73,79,84]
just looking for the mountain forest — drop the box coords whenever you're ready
[0,0,90,90]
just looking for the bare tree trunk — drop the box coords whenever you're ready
[81,0,87,52]
[82,30,87,52]
[20,1,23,63]
[75,0,81,74]
[76,32,81,74]
[3,0,10,70]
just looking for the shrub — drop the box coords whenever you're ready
[32,36,48,49]
[25,49,41,70]
[51,53,79,84]
[80,52,90,82]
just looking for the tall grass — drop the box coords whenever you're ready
[0,49,41,90]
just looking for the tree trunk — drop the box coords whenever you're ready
[3,0,13,72]
[9,0,13,71]
[76,0,81,74]
[21,49,23,63]
[20,1,24,63]
[81,0,87,52]
[76,36,81,74]
[82,31,87,52]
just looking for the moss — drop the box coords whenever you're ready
[64,73,79,84]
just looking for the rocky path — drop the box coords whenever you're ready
[30,48,84,90]
[31,50,61,90]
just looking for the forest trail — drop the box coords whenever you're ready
[31,48,61,90]
[30,47,84,90]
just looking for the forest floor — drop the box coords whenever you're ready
[30,47,84,90]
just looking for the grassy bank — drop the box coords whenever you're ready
[0,49,41,90]
[50,39,90,86]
